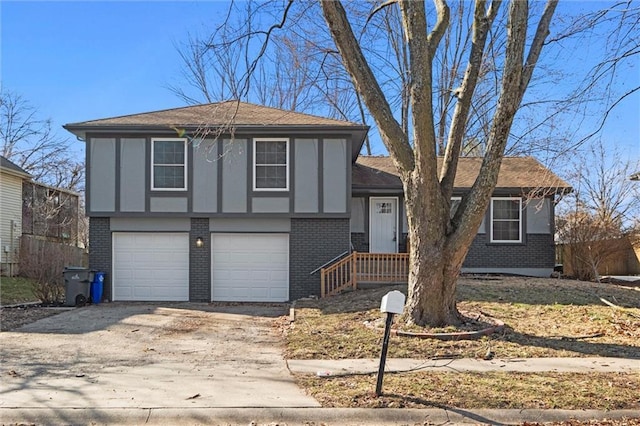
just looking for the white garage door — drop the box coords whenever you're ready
[112,233,189,301]
[212,233,289,302]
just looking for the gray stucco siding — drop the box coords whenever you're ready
[322,139,348,213]
[350,197,365,232]
[119,138,146,212]
[110,217,190,231]
[210,218,291,232]
[89,138,116,212]
[192,140,218,213]
[294,139,319,213]
[222,139,248,213]
[252,197,290,213]
[150,197,188,212]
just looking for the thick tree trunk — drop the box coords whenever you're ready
[402,176,468,327]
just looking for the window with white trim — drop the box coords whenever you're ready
[151,138,187,190]
[450,197,462,218]
[490,197,522,242]
[253,138,289,191]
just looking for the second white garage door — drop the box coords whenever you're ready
[112,233,189,301]
[211,233,289,302]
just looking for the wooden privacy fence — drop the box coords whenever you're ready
[320,251,410,297]
[19,235,87,279]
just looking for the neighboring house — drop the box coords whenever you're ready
[22,180,81,246]
[0,156,31,276]
[64,101,570,303]
[1,155,82,276]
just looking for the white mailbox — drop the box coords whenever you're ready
[380,290,406,314]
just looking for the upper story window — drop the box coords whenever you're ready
[151,138,187,191]
[490,197,522,243]
[253,138,289,191]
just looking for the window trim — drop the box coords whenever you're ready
[490,197,522,243]
[151,137,188,191]
[450,196,462,218]
[252,137,290,192]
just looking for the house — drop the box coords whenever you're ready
[0,156,31,276]
[64,101,570,303]
[22,180,81,246]
[1,155,83,276]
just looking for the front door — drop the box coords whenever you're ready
[369,197,398,253]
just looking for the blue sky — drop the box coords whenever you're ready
[1,1,638,162]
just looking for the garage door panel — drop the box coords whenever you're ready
[212,233,288,302]
[113,233,189,301]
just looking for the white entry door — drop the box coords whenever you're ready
[369,197,398,253]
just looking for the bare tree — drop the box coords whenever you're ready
[0,91,83,191]
[318,0,557,325]
[557,141,640,280]
[173,0,636,326]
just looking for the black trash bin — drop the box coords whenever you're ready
[63,267,94,307]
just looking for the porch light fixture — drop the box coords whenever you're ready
[195,237,204,248]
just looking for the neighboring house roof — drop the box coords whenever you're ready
[64,100,369,161]
[0,155,31,179]
[353,156,572,194]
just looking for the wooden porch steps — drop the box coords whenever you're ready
[320,251,409,297]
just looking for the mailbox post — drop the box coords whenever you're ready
[376,290,406,396]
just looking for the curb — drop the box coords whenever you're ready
[0,407,638,425]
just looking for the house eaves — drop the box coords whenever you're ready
[0,156,31,179]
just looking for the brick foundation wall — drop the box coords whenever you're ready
[189,218,211,302]
[88,217,112,301]
[463,233,555,268]
[290,218,350,300]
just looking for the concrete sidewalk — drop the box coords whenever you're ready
[287,356,640,375]
[0,407,638,425]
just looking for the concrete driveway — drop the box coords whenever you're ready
[0,303,320,409]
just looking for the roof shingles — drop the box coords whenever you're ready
[354,156,571,192]
[65,101,360,128]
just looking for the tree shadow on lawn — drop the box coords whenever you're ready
[497,325,640,359]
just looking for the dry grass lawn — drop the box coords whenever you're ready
[285,277,640,360]
[284,277,640,411]
[296,371,640,410]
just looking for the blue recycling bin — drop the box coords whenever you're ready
[91,272,105,304]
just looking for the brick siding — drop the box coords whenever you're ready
[189,218,211,301]
[290,218,350,300]
[88,217,112,301]
[463,233,555,268]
